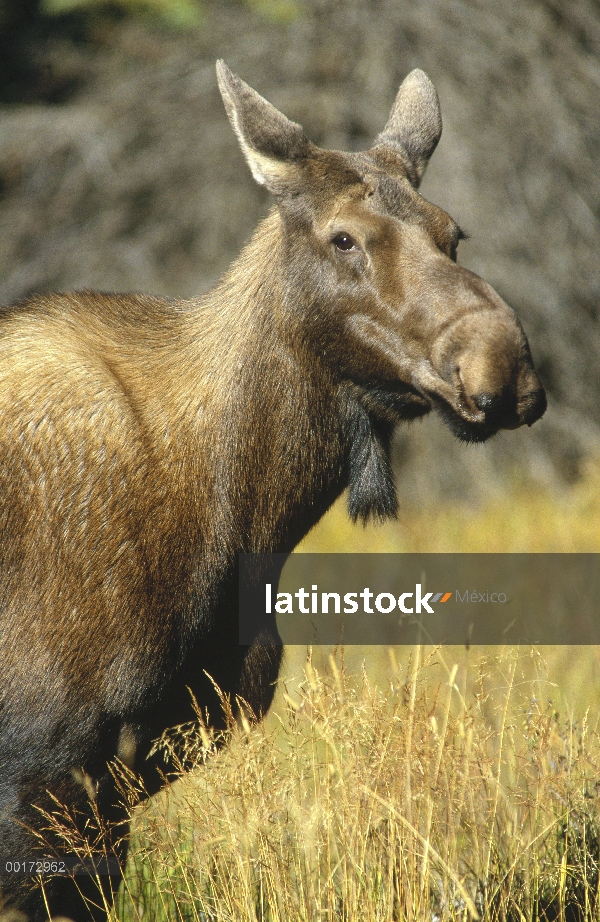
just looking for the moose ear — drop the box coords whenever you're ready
[216,60,312,195]
[373,69,442,187]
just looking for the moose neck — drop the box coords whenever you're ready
[182,209,348,561]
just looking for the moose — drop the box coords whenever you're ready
[0,61,546,920]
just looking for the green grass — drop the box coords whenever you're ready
[37,0,301,28]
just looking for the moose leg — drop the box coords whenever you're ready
[0,770,128,922]
[20,871,121,922]
[237,629,284,719]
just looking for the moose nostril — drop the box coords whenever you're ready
[469,389,518,426]
[471,392,506,416]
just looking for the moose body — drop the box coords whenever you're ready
[0,62,546,920]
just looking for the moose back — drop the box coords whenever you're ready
[0,61,546,920]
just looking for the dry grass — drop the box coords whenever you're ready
[36,467,600,920]
[112,646,600,922]
[108,469,600,920]
[297,463,600,555]
[289,461,600,710]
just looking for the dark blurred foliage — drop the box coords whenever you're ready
[0,0,105,103]
[0,0,598,502]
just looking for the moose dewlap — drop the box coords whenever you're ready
[0,61,546,921]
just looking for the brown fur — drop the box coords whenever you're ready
[0,62,546,920]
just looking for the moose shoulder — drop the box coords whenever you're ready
[0,62,546,920]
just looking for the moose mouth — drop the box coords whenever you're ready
[355,382,501,441]
[358,377,547,445]
[427,383,548,444]
[432,398,503,443]
[383,386,502,443]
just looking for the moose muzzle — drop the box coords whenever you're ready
[425,277,547,443]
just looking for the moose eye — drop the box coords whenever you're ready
[332,233,358,252]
